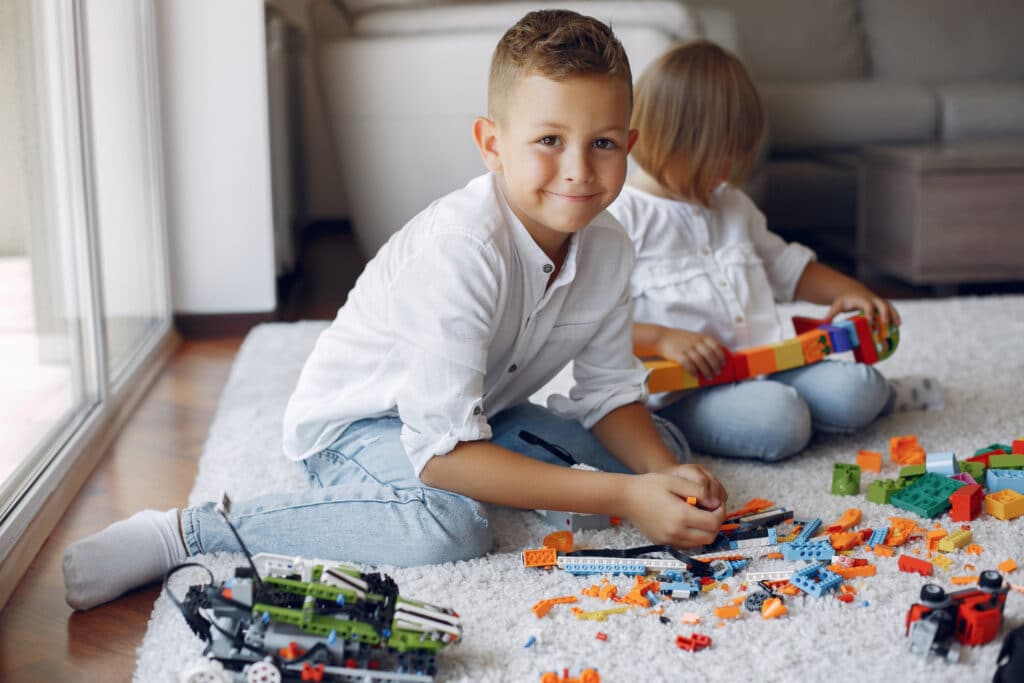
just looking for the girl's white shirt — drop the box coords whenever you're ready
[609,184,815,352]
[283,172,646,476]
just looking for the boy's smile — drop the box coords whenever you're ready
[474,73,637,261]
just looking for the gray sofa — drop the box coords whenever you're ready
[692,0,1024,257]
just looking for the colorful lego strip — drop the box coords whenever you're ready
[644,313,899,394]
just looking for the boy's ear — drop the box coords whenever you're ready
[627,128,639,154]
[473,117,502,173]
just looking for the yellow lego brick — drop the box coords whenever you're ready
[985,489,1024,521]
[932,554,953,571]
[937,529,972,552]
[773,338,805,372]
[644,359,699,393]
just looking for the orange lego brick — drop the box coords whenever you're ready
[998,559,1018,573]
[898,554,933,577]
[985,488,1024,520]
[827,563,877,579]
[686,496,698,505]
[826,508,863,533]
[856,450,883,473]
[740,345,778,377]
[523,547,559,568]
[725,498,776,520]
[889,435,926,465]
[951,575,979,585]
[542,530,574,552]
[829,531,862,551]
[873,544,895,557]
[965,543,984,555]
[714,605,741,619]
[760,597,787,619]
[796,329,831,364]
[926,529,948,552]
[644,359,699,393]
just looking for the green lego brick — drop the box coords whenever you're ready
[959,460,987,485]
[890,472,964,518]
[988,454,1024,470]
[831,463,861,495]
[867,478,901,505]
[899,464,926,478]
[975,443,1013,455]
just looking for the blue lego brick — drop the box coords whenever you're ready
[925,452,958,476]
[835,319,860,348]
[868,527,889,548]
[790,565,843,597]
[780,540,834,561]
[890,472,964,518]
[796,518,822,543]
[660,581,700,598]
[821,324,853,352]
[986,469,1024,495]
[562,562,645,576]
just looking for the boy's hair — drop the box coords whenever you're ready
[630,40,765,207]
[488,10,632,123]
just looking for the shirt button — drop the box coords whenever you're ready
[718,280,727,287]
[542,263,553,274]
[473,406,482,415]
[702,246,711,255]
[508,364,518,373]
[735,315,744,323]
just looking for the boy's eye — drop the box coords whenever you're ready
[538,136,561,147]
[593,138,617,150]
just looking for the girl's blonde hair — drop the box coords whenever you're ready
[631,40,765,207]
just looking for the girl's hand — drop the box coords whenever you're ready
[621,466,727,548]
[825,292,901,330]
[656,329,727,380]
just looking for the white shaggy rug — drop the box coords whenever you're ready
[135,296,1024,682]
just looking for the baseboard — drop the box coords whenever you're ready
[174,311,278,339]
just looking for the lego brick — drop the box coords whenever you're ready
[867,479,902,505]
[925,452,958,476]
[949,483,984,523]
[850,315,878,364]
[987,469,1024,495]
[958,460,987,486]
[989,454,1024,471]
[984,489,1024,521]
[773,337,805,372]
[835,318,860,348]
[898,554,933,577]
[891,473,964,518]
[857,450,883,473]
[1014,438,1024,455]
[739,344,777,377]
[937,529,972,553]
[820,323,854,352]
[795,518,822,543]
[797,329,832,364]
[891,435,926,466]
[832,463,861,495]
[790,564,843,597]
[698,351,736,387]
[780,540,834,561]
[868,527,889,548]
[644,359,699,393]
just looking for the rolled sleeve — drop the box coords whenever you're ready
[548,289,648,428]
[748,208,816,303]
[389,234,500,475]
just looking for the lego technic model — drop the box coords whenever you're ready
[172,495,462,683]
[905,569,1009,662]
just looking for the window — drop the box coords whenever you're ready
[0,0,172,599]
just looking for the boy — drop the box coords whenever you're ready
[63,10,726,610]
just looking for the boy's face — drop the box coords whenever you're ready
[475,73,637,258]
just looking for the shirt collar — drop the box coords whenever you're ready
[493,173,581,289]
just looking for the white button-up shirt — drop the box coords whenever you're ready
[283,173,647,475]
[608,184,815,350]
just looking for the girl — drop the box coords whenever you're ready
[609,40,938,463]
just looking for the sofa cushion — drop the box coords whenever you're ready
[937,82,1024,142]
[690,0,865,82]
[760,81,937,151]
[350,1,699,39]
[861,0,1024,83]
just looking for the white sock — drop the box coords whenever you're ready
[62,508,187,610]
[888,375,944,413]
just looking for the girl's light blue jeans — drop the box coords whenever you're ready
[657,360,891,463]
[180,402,689,567]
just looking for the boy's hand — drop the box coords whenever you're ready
[621,465,727,548]
[825,292,901,330]
[656,329,727,380]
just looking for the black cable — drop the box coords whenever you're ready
[518,430,577,465]
[216,507,265,594]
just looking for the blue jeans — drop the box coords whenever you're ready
[180,403,689,566]
[657,360,890,463]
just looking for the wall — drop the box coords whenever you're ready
[155,0,277,314]
[0,0,30,256]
